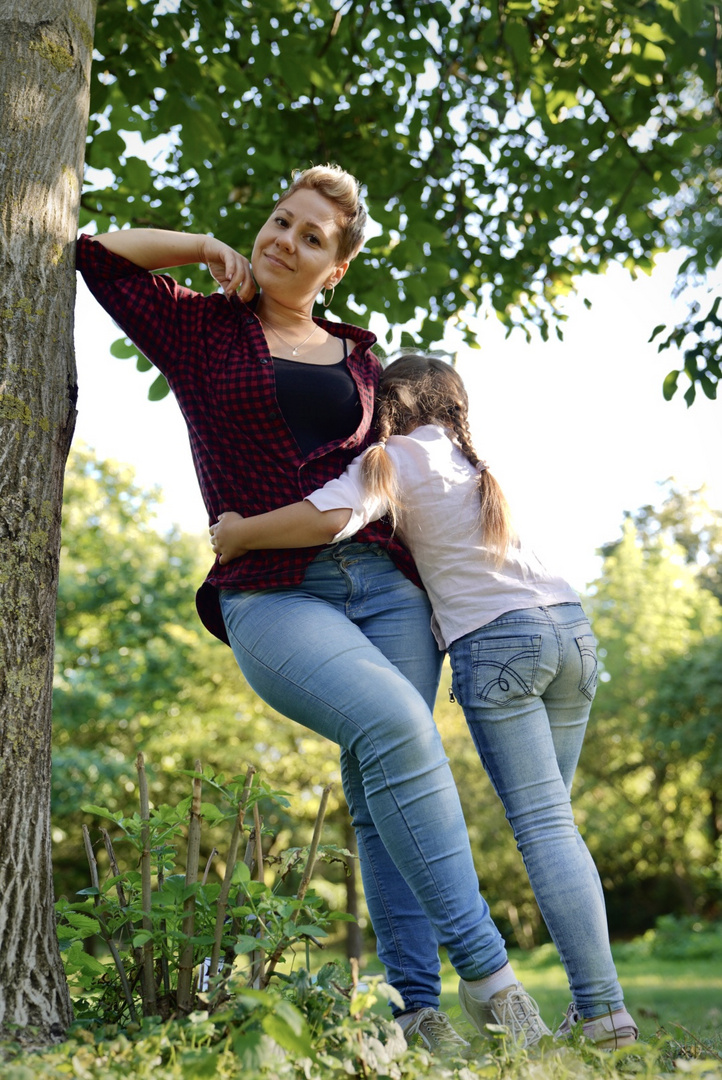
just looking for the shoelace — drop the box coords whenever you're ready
[403,1008,469,1049]
[496,989,548,1041]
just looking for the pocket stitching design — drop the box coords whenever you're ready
[470,634,542,706]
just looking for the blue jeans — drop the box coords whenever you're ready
[220,542,508,1006]
[448,602,624,1018]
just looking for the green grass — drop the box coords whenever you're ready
[356,932,722,1063]
[3,932,722,1079]
[443,942,722,1039]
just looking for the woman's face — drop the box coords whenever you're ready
[251,188,349,309]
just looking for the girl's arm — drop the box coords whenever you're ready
[210,504,353,564]
[210,454,389,564]
[92,229,256,301]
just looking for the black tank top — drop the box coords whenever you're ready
[272,339,362,456]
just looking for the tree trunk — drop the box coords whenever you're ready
[0,0,96,1042]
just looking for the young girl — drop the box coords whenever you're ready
[210,353,638,1049]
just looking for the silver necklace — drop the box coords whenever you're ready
[259,315,320,356]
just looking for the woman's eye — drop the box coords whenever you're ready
[307,234,320,245]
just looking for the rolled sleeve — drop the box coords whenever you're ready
[75,233,209,379]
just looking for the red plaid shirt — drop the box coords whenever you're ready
[76,234,419,642]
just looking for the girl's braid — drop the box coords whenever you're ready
[451,405,511,563]
[450,411,483,470]
[361,397,402,525]
[374,399,396,446]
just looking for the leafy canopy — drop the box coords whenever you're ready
[84,0,721,402]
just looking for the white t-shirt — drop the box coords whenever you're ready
[306,424,579,649]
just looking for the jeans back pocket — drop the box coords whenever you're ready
[575,633,598,701]
[471,635,542,705]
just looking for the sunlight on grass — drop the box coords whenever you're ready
[433,943,722,1043]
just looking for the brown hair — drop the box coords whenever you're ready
[277,164,367,263]
[363,354,513,561]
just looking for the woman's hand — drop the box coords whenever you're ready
[210,512,250,564]
[200,237,257,303]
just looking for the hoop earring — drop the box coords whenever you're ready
[322,284,335,309]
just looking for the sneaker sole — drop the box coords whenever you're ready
[593,1033,639,1050]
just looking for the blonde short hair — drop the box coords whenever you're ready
[278,164,368,263]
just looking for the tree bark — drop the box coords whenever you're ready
[0,0,96,1042]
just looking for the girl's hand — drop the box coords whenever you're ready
[200,237,257,303]
[210,512,250,564]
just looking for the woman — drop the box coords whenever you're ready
[76,166,549,1051]
[210,353,639,1050]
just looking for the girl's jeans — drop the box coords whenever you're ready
[448,602,624,1018]
[220,543,507,1008]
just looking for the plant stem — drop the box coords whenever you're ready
[260,785,332,987]
[208,765,255,982]
[157,861,171,997]
[249,801,265,988]
[253,800,264,883]
[295,785,331,908]
[100,827,144,983]
[82,825,138,1023]
[136,752,157,1016]
[176,759,202,1013]
[201,848,217,886]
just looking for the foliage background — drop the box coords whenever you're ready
[54,449,722,955]
[55,0,722,982]
[84,0,721,402]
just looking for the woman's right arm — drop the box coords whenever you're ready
[93,229,256,301]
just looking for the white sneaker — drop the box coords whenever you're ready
[555,1002,639,1049]
[398,1007,471,1054]
[459,980,552,1047]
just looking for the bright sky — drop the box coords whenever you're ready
[72,250,722,594]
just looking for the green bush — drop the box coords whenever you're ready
[56,758,352,1024]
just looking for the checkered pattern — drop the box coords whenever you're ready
[76,234,418,642]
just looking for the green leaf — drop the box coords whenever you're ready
[63,912,102,935]
[262,1007,314,1058]
[293,924,328,938]
[503,21,531,67]
[632,21,673,43]
[233,934,271,955]
[699,374,717,400]
[57,925,81,940]
[673,0,707,34]
[641,41,666,62]
[662,370,680,401]
[232,861,252,884]
[66,946,108,977]
[132,929,154,947]
[230,1031,266,1070]
[148,372,170,401]
[109,336,139,359]
[81,803,124,823]
[179,1049,221,1078]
